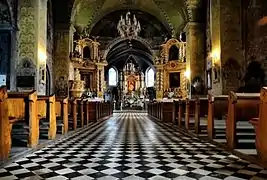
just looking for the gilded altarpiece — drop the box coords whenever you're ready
[69,37,106,98]
[156,39,187,99]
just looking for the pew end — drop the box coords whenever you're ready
[227,92,260,150]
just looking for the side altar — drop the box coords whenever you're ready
[69,35,107,99]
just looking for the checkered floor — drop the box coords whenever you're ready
[1,113,267,180]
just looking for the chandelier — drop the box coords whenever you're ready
[117,11,141,38]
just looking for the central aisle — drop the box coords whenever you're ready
[0,113,267,180]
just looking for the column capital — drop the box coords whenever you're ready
[183,22,204,33]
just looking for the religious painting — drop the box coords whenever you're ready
[127,75,136,92]
[169,72,180,88]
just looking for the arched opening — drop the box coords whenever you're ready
[146,67,155,87]
[83,46,91,59]
[108,67,118,86]
[169,45,179,61]
[0,1,12,89]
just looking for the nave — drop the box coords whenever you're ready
[0,113,267,180]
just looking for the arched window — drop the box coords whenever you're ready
[146,68,155,87]
[169,45,179,61]
[108,67,118,86]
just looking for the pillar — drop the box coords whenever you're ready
[184,22,205,87]
[208,0,243,95]
[155,65,164,99]
[18,0,47,95]
[96,63,107,98]
[54,24,73,97]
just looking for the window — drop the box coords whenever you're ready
[108,67,117,86]
[146,68,155,87]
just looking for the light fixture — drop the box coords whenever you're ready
[38,49,47,63]
[211,48,220,66]
[184,70,191,80]
[117,11,141,38]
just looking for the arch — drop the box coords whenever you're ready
[0,0,13,26]
[103,36,153,60]
[108,67,118,86]
[145,67,155,87]
[71,2,174,33]
[83,46,91,59]
[169,45,179,61]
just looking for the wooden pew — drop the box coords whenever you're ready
[195,97,208,134]
[83,99,89,125]
[55,97,68,134]
[7,90,39,148]
[68,99,77,130]
[250,87,267,163]
[88,101,98,122]
[37,95,57,140]
[76,99,84,128]
[207,95,228,140]
[227,92,260,150]
[178,99,186,127]
[0,87,10,160]
[161,101,175,123]
[185,99,196,130]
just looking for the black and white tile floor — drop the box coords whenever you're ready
[1,113,267,180]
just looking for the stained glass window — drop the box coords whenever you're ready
[146,68,155,87]
[108,67,117,86]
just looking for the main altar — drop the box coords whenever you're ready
[121,59,145,110]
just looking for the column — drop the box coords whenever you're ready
[96,63,106,98]
[184,22,205,85]
[155,65,163,99]
[54,24,73,97]
[18,0,47,95]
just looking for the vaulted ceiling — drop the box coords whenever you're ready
[53,0,190,37]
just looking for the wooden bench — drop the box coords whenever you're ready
[76,99,85,128]
[7,90,39,149]
[88,101,98,122]
[37,95,57,140]
[195,97,208,134]
[68,99,77,130]
[55,97,68,134]
[185,99,196,130]
[0,87,11,160]
[178,99,186,127]
[250,87,267,162]
[227,92,260,150]
[83,99,89,125]
[161,101,175,123]
[207,95,228,140]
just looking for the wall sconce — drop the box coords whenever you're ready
[184,69,191,99]
[38,49,47,64]
[184,70,191,80]
[211,49,221,83]
[211,49,220,66]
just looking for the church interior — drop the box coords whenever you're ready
[2,0,267,179]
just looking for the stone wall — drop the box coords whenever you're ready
[208,0,244,95]
[46,0,53,94]
[245,0,267,84]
